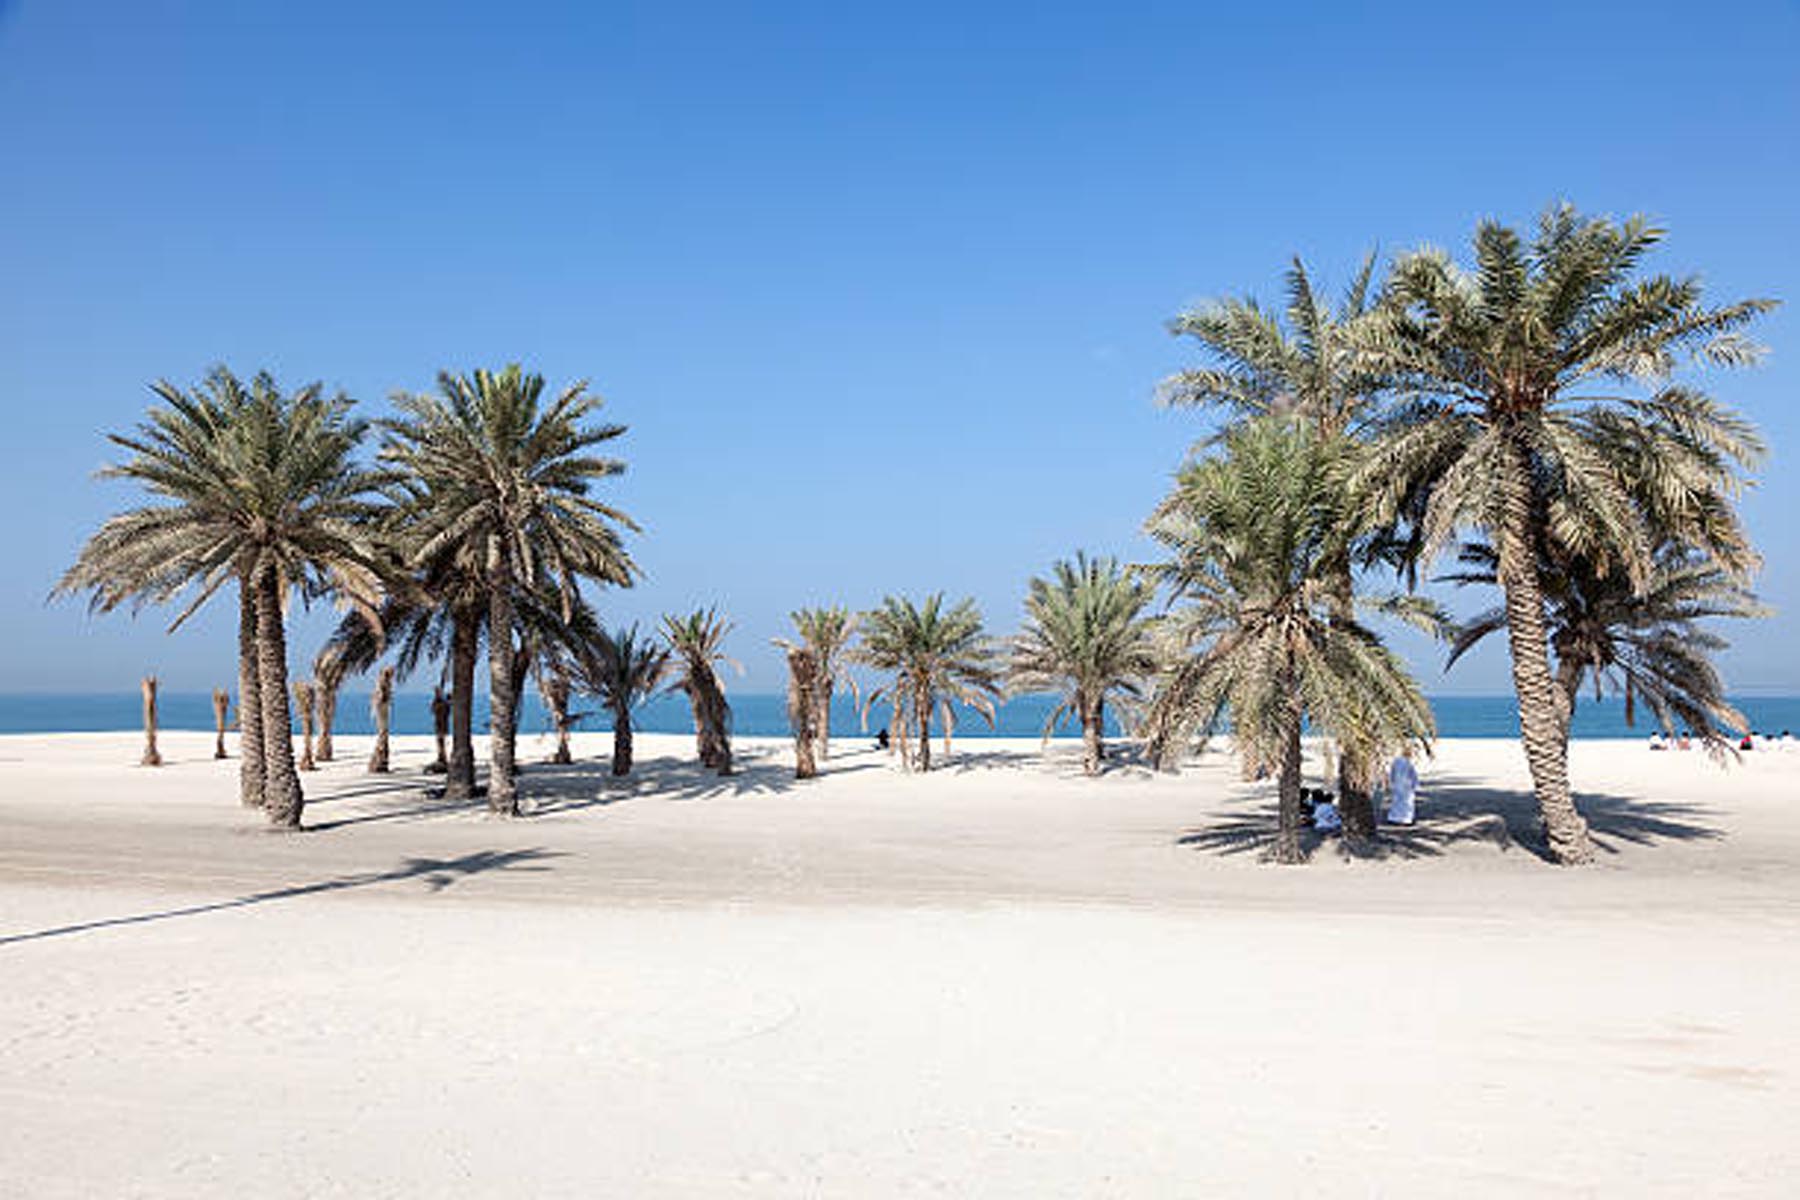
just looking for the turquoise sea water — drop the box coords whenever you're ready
[3,692,1798,740]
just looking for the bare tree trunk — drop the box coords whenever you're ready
[315,679,338,762]
[550,681,573,766]
[368,665,394,773]
[446,610,477,800]
[486,553,519,816]
[1498,437,1594,865]
[427,686,450,774]
[611,703,634,776]
[788,648,819,780]
[891,695,909,770]
[1081,692,1104,776]
[212,688,230,760]
[1327,564,1377,844]
[1272,697,1305,865]
[254,566,304,828]
[140,676,162,767]
[236,579,264,806]
[293,680,318,772]
[815,679,833,761]
[914,682,932,773]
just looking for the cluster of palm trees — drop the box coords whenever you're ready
[59,207,1768,868]
[61,364,642,828]
[1142,205,1769,863]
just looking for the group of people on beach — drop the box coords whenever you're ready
[1648,730,1794,751]
[1306,749,1420,834]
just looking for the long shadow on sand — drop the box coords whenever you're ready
[1178,774,1724,864]
[301,750,883,831]
[0,848,562,947]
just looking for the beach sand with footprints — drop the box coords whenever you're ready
[3,731,1797,1197]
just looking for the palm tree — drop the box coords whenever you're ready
[857,594,1003,772]
[313,643,350,762]
[1359,205,1771,863]
[59,369,386,827]
[661,608,737,775]
[575,625,670,777]
[383,365,636,816]
[775,607,860,760]
[1161,253,1393,834]
[1010,553,1158,775]
[1144,418,1436,864]
[1443,542,1764,750]
[293,679,319,771]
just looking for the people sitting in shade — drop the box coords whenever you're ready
[1385,749,1418,826]
[1739,732,1756,751]
[1649,731,1668,751]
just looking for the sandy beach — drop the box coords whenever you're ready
[0,731,1794,1197]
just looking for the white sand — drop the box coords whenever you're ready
[2,730,1797,1197]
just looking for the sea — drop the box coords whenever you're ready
[2,691,1798,741]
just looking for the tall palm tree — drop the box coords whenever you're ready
[1443,542,1764,750]
[1359,205,1771,863]
[785,646,822,779]
[775,607,860,760]
[1161,253,1393,834]
[857,594,1003,772]
[59,368,386,826]
[1009,553,1158,775]
[1145,418,1436,864]
[383,365,636,815]
[575,625,670,777]
[661,608,737,775]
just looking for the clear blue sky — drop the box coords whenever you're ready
[1,0,1795,694]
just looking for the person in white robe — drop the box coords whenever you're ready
[1385,750,1419,825]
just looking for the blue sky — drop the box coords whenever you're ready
[1,0,1795,694]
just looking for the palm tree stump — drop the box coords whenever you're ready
[211,687,230,760]
[140,676,163,767]
[427,686,451,774]
[368,665,395,773]
[293,679,318,772]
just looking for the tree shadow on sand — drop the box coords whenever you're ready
[0,847,563,947]
[1177,774,1724,865]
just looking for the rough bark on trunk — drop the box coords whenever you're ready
[212,688,230,760]
[427,686,450,774]
[294,680,318,772]
[486,555,520,816]
[815,679,833,762]
[236,580,265,806]
[686,670,733,776]
[140,676,162,767]
[315,681,338,762]
[611,704,633,776]
[446,610,477,799]
[914,682,932,773]
[1081,692,1104,776]
[1498,435,1594,865]
[368,665,394,773]
[1271,699,1305,865]
[254,567,304,827]
[787,648,819,780]
[1327,565,1378,843]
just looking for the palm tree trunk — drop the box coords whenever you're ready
[140,676,162,767]
[254,566,304,828]
[212,688,230,760]
[1327,566,1377,843]
[368,665,394,773]
[915,682,933,773]
[294,680,318,771]
[816,679,833,761]
[236,579,265,806]
[1081,692,1103,776]
[428,686,450,774]
[446,611,478,799]
[486,557,519,816]
[788,648,818,780]
[1497,438,1594,864]
[315,680,338,762]
[1272,696,1305,865]
[611,703,633,776]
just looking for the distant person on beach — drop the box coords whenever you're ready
[1739,733,1755,751]
[1385,750,1418,826]
[1650,732,1668,751]
[1677,731,1693,750]
[875,727,890,750]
